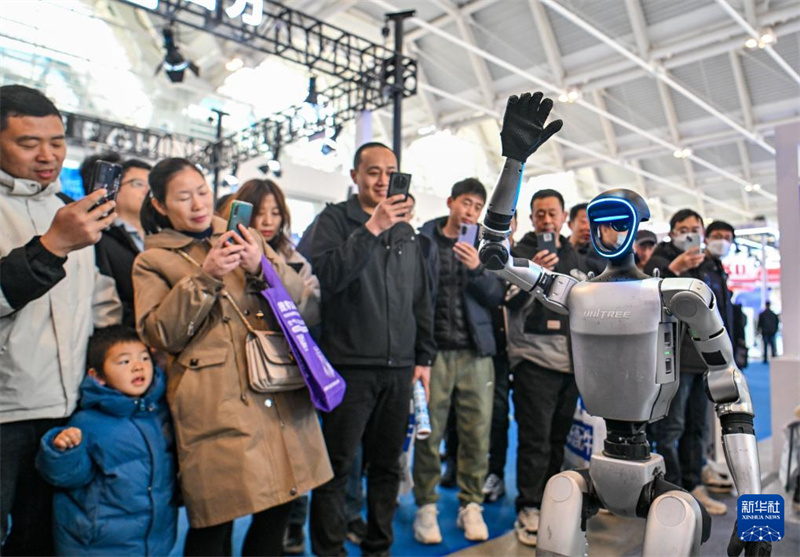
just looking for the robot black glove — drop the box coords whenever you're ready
[727,520,772,557]
[500,91,563,162]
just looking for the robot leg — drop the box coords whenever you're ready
[642,489,704,557]
[537,471,591,557]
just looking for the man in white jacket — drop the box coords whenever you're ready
[0,85,121,555]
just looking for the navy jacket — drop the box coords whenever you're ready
[36,369,177,556]
[419,218,505,357]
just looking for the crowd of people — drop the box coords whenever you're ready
[0,84,778,557]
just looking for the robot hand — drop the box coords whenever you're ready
[500,92,563,162]
[727,521,771,556]
[487,252,575,315]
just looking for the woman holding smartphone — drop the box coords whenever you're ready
[132,158,331,556]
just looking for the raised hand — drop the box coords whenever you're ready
[500,92,563,162]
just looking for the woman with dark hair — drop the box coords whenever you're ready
[235,178,321,302]
[132,158,331,556]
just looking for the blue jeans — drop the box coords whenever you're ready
[651,373,709,491]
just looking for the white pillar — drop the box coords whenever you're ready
[769,122,800,474]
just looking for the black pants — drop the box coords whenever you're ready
[1,418,65,556]
[513,361,579,511]
[310,366,412,556]
[488,353,512,478]
[184,502,291,556]
[651,372,709,491]
[762,334,778,361]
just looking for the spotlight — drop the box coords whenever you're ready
[225,57,244,72]
[267,159,282,178]
[321,125,342,155]
[157,27,199,83]
[672,148,692,159]
[558,88,581,103]
[744,37,758,49]
[300,76,321,124]
[304,76,319,106]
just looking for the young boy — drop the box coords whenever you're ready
[36,326,177,556]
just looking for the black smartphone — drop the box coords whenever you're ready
[89,161,123,208]
[387,172,411,201]
[537,232,557,255]
[458,223,479,247]
[227,200,253,241]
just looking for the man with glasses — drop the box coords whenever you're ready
[84,155,153,327]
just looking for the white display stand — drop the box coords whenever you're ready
[769,123,800,474]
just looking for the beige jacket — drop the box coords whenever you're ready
[0,170,121,423]
[133,217,331,527]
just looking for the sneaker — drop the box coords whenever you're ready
[702,464,733,493]
[440,459,457,488]
[691,485,728,515]
[482,473,506,503]
[457,502,489,541]
[515,507,539,546]
[346,517,367,545]
[414,504,442,544]
[282,523,305,555]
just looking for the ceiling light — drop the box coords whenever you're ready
[304,76,319,106]
[418,124,437,136]
[158,27,199,83]
[225,57,244,72]
[267,159,282,178]
[744,37,759,49]
[744,184,753,192]
[558,88,581,104]
[759,29,776,45]
[672,148,692,159]
[752,183,762,191]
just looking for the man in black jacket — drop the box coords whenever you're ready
[86,157,152,327]
[757,301,780,362]
[506,189,583,546]
[412,178,505,544]
[644,209,728,516]
[309,142,436,556]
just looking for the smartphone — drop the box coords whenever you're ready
[537,232,557,255]
[458,223,479,247]
[227,200,253,241]
[387,172,411,201]
[89,161,122,208]
[684,233,702,251]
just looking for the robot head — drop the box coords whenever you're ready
[587,189,650,259]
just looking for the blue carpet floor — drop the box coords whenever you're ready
[169,361,774,556]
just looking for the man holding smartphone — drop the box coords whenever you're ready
[413,178,505,544]
[0,85,121,555]
[644,209,729,516]
[505,188,583,547]
[309,142,435,557]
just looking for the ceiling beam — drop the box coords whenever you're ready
[528,0,564,86]
[715,0,800,85]
[736,140,753,212]
[591,89,619,157]
[405,0,501,42]
[541,0,775,155]
[729,50,756,130]
[624,0,650,58]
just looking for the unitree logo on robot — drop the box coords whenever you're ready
[737,494,784,543]
[582,309,632,320]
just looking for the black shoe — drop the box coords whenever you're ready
[440,459,457,488]
[282,524,305,555]
[346,517,367,545]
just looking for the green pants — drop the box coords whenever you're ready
[413,349,494,505]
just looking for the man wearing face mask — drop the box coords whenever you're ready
[645,209,730,516]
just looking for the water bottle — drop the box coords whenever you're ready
[413,380,431,440]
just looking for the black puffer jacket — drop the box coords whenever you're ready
[310,195,436,368]
[419,218,505,357]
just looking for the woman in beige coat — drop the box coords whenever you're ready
[132,158,332,556]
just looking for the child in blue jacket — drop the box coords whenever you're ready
[36,326,177,556]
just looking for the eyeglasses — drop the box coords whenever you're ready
[121,179,149,189]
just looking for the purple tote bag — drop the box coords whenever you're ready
[259,256,345,412]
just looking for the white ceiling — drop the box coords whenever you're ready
[1,0,798,226]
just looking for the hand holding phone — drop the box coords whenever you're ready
[387,172,411,202]
[89,161,123,209]
[457,223,479,247]
[537,232,557,255]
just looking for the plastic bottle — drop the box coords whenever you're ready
[413,380,431,440]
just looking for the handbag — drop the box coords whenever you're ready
[176,250,305,393]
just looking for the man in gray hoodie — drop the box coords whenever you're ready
[0,85,121,555]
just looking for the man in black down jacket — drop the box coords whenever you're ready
[309,142,436,556]
[412,178,505,544]
[644,209,729,516]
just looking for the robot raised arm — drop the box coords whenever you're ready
[661,277,761,497]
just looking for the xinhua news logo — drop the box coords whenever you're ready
[737,494,784,543]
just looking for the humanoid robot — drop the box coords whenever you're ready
[479,92,769,556]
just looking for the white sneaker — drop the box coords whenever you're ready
[515,507,539,546]
[702,464,733,493]
[691,485,728,515]
[457,502,489,541]
[414,504,442,544]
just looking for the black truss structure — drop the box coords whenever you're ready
[116,0,417,170]
[62,111,211,160]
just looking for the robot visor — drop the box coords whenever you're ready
[587,198,638,258]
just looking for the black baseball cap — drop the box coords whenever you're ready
[635,229,657,246]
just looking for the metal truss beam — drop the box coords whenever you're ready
[62,111,211,160]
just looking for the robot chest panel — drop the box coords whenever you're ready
[569,279,670,421]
